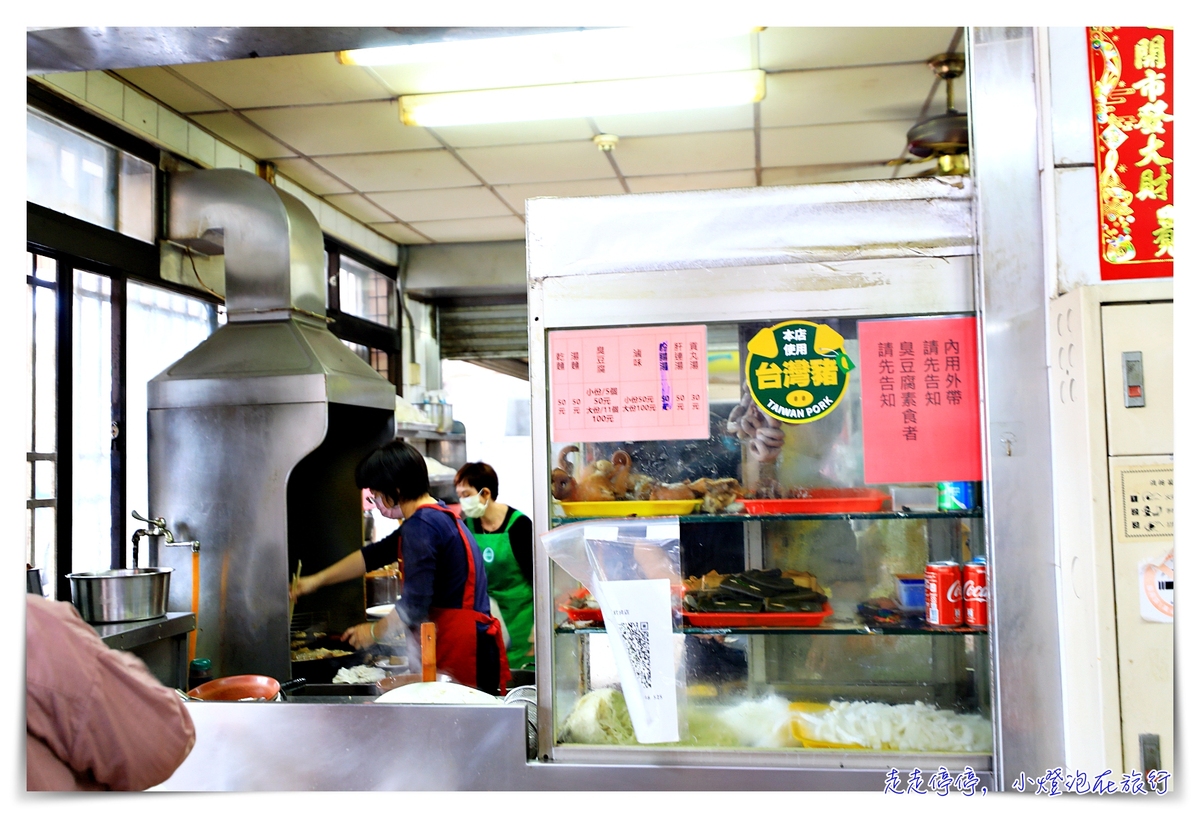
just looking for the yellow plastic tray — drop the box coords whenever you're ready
[788,702,866,750]
[559,499,702,517]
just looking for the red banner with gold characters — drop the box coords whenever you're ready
[1088,27,1173,280]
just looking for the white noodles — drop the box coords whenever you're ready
[796,700,992,752]
[332,665,387,684]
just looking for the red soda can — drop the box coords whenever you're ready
[963,559,988,629]
[925,561,963,627]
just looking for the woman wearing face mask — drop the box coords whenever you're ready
[291,441,508,694]
[454,462,535,682]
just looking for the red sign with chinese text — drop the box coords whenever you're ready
[549,325,709,443]
[858,317,982,484]
[1088,27,1174,279]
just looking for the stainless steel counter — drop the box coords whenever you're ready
[157,700,995,791]
[92,612,195,650]
[92,612,195,690]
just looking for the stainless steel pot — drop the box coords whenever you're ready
[68,568,172,623]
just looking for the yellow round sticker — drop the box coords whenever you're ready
[745,320,856,424]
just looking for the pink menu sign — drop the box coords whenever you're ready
[549,325,709,443]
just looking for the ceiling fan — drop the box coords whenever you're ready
[888,52,969,176]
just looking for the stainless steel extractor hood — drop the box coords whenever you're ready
[149,169,395,682]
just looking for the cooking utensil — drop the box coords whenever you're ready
[67,567,172,623]
[420,621,437,682]
[287,559,301,630]
[187,674,282,701]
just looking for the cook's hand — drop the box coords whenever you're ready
[341,622,377,650]
[290,574,322,602]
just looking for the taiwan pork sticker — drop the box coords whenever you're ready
[745,320,855,424]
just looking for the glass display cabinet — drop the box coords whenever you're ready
[527,179,996,779]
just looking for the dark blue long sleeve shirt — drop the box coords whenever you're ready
[362,505,491,627]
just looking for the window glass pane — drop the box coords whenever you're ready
[118,152,155,243]
[33,286,57,453]
[27,110,117,231]
[73,270,113,573]
[34,461,55,500]
[33,507,56,598]
[342,339,369,361]
[125,282,218,564]
[369,349,391,381]
[338,256,397,328]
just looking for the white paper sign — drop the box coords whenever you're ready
[1138,549,1174,623]
[594,578,679,744]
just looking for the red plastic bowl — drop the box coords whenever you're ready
[187,674,281,701]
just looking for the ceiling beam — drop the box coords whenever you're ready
[28,27,587,75]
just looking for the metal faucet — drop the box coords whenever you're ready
[131,510,200,568]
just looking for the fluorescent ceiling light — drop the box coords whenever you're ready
[338,27,758,68]
[399,70,766,127]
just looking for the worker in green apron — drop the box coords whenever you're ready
[454,462,535,679]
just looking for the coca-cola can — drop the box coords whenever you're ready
[925,561,963,627]
[964,559,988,629]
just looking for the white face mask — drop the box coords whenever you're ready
[459,491,488,518]
[372,493,404,520]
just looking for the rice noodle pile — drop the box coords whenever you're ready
[797,700,992,752]
[332,665,387,684]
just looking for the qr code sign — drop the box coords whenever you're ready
[618,621,652,689]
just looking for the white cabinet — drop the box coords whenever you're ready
[1049,281,1173,780]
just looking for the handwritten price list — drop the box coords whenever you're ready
[549,325,709,443]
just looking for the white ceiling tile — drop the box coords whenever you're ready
[492,179,627,215]
[758,27,960,71]
[761,162,926,187]
[761,120,914,167]
[170,53,390,109]
[613,131,756,177]
[407,216,527,243]
[323,193,396,225]
[625,170,757,194]
[430,119,594,149]
[114,66,222,113]
[760,63,935,129]
[591,106,754,138]
[372,222,432,245]
[367,187,513,222]
[273,159,353,195]
[244,101,440,156]
[314,150,479,192]
[190,112,296,159]
[456,141,614,185]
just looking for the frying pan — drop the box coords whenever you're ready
[187,674,282,701]
[290,632,370,683]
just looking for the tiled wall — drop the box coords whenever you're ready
[32,71,400,267]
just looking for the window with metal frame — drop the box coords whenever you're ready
[26,108,155,244]
[325,240,401,392]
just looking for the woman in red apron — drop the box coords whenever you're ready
[291,441,508,694]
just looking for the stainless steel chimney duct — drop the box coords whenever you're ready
[149,169,395,682]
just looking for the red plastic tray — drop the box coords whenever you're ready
[741,488,889,514]
[682,602,834,628]
[558,605,604,624]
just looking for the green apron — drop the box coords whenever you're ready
[468,510,535,671]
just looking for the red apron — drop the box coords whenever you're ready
[417,504,510,695]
